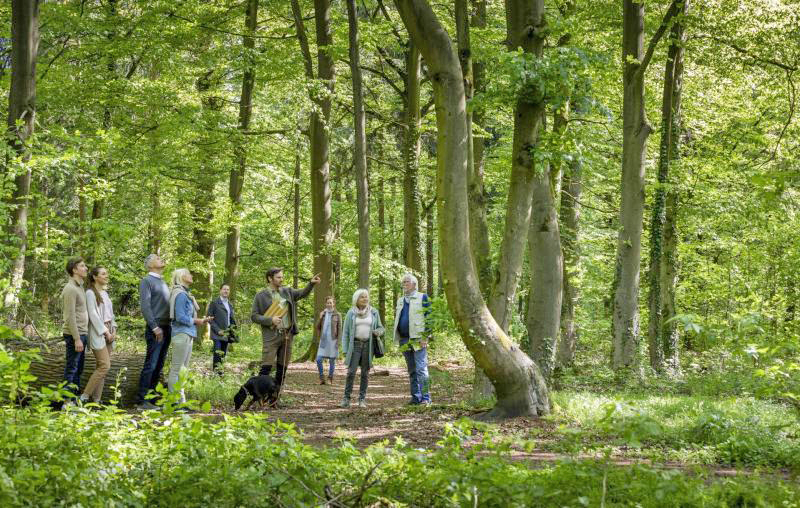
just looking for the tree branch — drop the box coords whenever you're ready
[638,0,680,77]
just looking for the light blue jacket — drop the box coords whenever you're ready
[342,307,384,369]
[171,290,197,338]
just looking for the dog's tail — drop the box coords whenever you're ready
[233,386,248,411]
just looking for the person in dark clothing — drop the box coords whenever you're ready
[250,268,320,396]
[136,254,171,410]
[207,283,237,375]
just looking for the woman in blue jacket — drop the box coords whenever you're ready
[168,268,211,404]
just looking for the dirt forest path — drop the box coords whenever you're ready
[237,362,481,448]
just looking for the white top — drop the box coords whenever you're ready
[100,290,116,331]
[354,312,373,340]
[86,289,109,350]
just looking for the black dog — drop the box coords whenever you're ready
[233,375,278,411]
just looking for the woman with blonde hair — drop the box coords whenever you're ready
[168,268,211,404]
[340,289,384,408]
[80,266,116,404]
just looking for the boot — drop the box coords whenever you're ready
[275,364,285,388]
[319,376,326,385]
[259,364,272,377]
[328,374,334,385]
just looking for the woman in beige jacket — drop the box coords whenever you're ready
[80,266,116,404]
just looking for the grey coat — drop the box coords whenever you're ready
[342,307,384,369]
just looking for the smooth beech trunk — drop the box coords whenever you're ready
[347,0,370,289]
[558,107,583,367]
[393,0,550,419]
[403,44,423,273]
[487,0,546,334]
[612,0,679,369]
[309,0,335,344]
[3,0,39,314]
[225,0,259,299]
[527,112,564,380]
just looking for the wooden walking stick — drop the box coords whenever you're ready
[270,329,291,408]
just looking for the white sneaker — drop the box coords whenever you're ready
[358,399,367,408]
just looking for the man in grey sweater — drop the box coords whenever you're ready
[61,257,89,403]
[136,254,171,409]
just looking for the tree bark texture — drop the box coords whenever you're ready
[347,0,370,289]
[403,44,423,273]
[425,201,435,296]
[393,0,550,419]
[648,0,687,371]
[612,0,679,369]
[378,178,387,320]
[309,0,335,352]
[3,0,39,313]
[487,0,546,334]
[466,0,492,298]
[466,0,494,399]
[224,0,259,300]
[527,113,564,381]
[557,107,583,367]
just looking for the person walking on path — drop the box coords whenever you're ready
[168,268,211,405]
[207,283,237,375]
[136,254,171,410]
[61,257,89,406]
[315,296,341,384]
[392,273,432,405]
[80,266,116,405]
[340,289,385,408]
[250,267,321,401]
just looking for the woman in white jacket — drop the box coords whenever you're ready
[80,266,116,404]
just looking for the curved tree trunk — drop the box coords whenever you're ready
[347,0,370,289]
[3,0,39,315]
[393,0,550,419]
[487,0,546,334]
[225,0,259,300]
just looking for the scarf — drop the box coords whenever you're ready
[169,284,199,321]
[403,290,419,304]
[353,304,372,319]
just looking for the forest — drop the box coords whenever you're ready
[1,0,799,506]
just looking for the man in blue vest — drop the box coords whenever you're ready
[392,273,432,405]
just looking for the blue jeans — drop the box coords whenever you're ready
[402,343,431,403]
[137,325,172,404]
[316,356,335,379]
[63,334,88,397]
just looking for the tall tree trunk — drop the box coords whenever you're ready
[462,0,493,399]
[347,0,370,289]
[394,0,550,419]
[558,106,583,367]
[487,0,547,333]
[425,201,435,296]
[225,0,259,300]
[293,141,301,289]
[147,182,162,255]
[3,0,39,314]
[378,178,387,319]
[466,0,492,297]
[527,113,564,381]
[403,44,423,273]
[612,0,679,369]
[309,0,335,351]
[654,1,687,372]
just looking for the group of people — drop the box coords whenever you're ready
[59,252,432,410]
